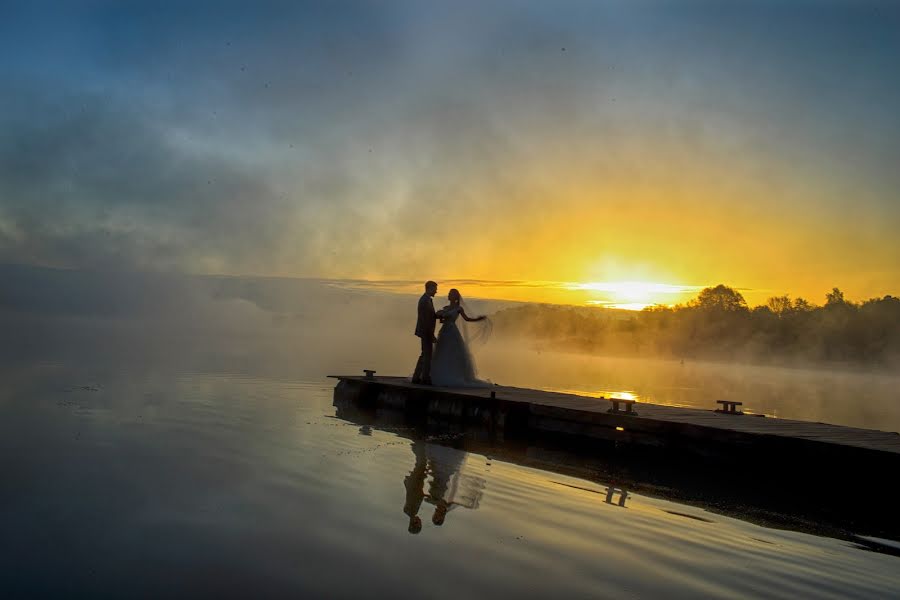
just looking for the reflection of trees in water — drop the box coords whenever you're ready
[492,285,900,366]
[403,440,486,533]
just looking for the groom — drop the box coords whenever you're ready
[412,280,440,385]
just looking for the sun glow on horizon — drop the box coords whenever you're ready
[586,300,656,311]
[569,281,705,310]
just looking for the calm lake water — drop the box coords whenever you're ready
[2,348,899,598]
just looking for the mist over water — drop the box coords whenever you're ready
[482,350,900,431]
[4,266,897,431]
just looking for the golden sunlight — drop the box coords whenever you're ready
[567,281,704,310]
[586,301,655,311]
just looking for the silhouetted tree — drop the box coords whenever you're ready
[793,297,814,311]
[491,286,899,367]
[825,287,848,307]
[691,285,748,312]
[766,295,793,316]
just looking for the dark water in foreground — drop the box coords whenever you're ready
[2,358,899,598]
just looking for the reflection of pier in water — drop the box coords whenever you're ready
[333,378,900,542]
[546,480,629,508]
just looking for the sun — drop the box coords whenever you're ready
[566,281,703,310]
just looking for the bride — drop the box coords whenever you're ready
[431,288,493,388]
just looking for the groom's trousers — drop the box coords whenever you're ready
[412,336,433,383]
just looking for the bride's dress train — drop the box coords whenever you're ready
[431,306,492,388]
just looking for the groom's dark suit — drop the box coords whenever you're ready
[412,292,437,383]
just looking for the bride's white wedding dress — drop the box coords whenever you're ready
[431,306,492,388]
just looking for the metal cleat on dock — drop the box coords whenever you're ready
[363,369,376,379]
[604,486,630,507]
[606,397,638,415]
[715,400,743,415]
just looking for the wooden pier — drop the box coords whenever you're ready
[330,374,900,470]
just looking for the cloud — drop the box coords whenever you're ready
[0,1,898,296]
[0,80,296,271]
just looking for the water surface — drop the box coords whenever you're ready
[2,359,898,598]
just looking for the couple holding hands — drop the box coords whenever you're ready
[412,281,492,388]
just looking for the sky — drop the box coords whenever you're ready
[1,1,898,308]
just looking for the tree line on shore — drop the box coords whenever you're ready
[490,285,900,367]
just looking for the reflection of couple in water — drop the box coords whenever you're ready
[403,440,485,534]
